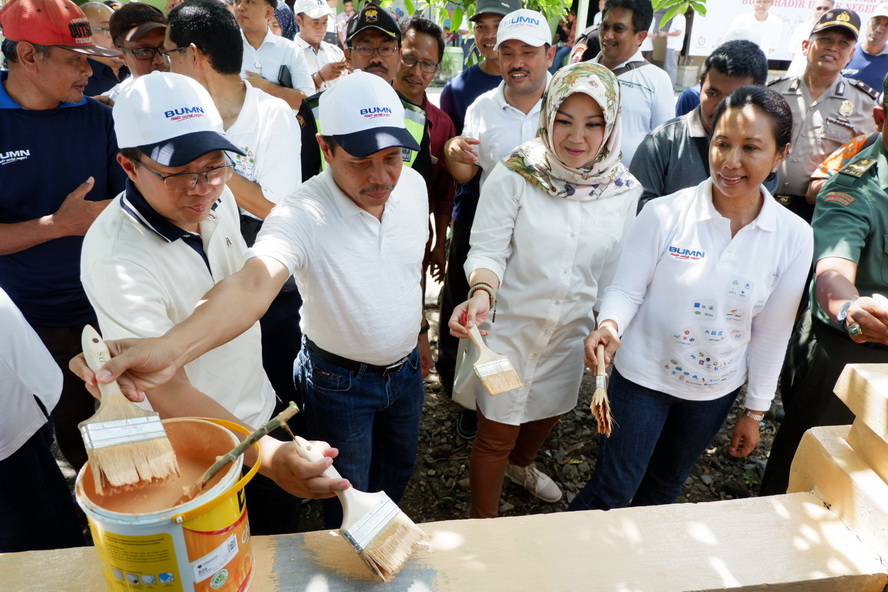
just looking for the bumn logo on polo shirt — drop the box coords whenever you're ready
[0,149,30,166]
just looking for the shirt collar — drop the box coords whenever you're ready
[324,167,401,219]
[594,48,644,70]
[876,141,888,189]
[120,178,218,243]
[687,105,708,138]
[495,73,552,112]
[0,71,86,110]
[241,27,278,50]
[692,177,777,232]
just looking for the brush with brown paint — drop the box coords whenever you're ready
[78,325,180,495]
[590,343,614,437]
[290,434,427,581]
[466,324,524,396]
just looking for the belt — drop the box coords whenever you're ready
[304,338,410,376]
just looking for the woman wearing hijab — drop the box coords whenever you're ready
[448,63,642,519]
[569,86,813,512]
[274,0,298,40]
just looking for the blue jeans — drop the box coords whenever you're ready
[569,369,739,511]
[295,341,424,528]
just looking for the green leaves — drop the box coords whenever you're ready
[652,0,707,23]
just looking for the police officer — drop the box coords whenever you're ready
[768,8,878,222]
[760,77,888,496]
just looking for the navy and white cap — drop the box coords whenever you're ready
[319,70,419,158]
[113,72,244,167]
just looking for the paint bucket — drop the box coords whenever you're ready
[75,418,260,592]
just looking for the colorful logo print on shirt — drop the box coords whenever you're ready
[668,245,704,260]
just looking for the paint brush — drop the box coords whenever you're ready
[290,434,426,581]
[466,324,523,396]
[175,402,300,505]
[590,343,614,437]
[78,325,180,495]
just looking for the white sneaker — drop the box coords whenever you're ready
[505,462,562,503]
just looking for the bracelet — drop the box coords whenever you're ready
[314,70,325,84]
[419,320,429,336]
[743,409,765,422]
[468,282,497,322]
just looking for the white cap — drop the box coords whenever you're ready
[113,72,243,167]
[294,0,334,19]
[319,71,420,158]
[872,3,888,20]
[494,9,551,51]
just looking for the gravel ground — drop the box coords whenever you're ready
[59,304,782,535]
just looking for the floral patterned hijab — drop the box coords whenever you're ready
[503,62,634,201]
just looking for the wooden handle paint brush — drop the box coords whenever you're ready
[466,324,523,396]
[291,435,426,581]
[175,402,300,505]
[78,325,180,495]
[590,343,614,437]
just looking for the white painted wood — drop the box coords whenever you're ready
[847,420,888,485]
[833,364,888,443]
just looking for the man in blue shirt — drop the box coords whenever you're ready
[842,4,888,91]
[0,0,126,470]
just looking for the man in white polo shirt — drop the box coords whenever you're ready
[442,8,553,445]
[79,72,348,534]
[236,0,314,107]
[78,71,429,530]
[293,0,347,91]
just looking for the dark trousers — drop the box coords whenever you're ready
[0,422,85,552]
[436,219,472,395]
[33,322,97,471]
[759,310,888,495]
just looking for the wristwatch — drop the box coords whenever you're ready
[743,409,765,422]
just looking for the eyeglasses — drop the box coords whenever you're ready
[599,23,639,35]
[349,45,399,58]
[401,54,438,73]
[91,26,110,32]
[160,46,189,65]
[138,160,234,192]
[119,45,166,61]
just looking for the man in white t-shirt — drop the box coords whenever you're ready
[77,71,429,530]
[79,72,348,534]
[661,13,685,87]
[293,0,347,90]
[235,0,314,107]
[724,0,784,60]
[592,0,674,164]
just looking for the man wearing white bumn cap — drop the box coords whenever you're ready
[78,71,350,514]
[78,71,429,529]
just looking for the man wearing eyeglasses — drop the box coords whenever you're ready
[590,0,673,165]
[96,2,169,105]
[393,17,455,291]
[293,0,347,91]
[82,2,128,96]
[79,71,349,512]
[297,2,431,184]
[0,0,126,471]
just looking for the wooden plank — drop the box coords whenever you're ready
[847,420,888,485]
[833,364,888,443]
[2,492,885,591]
[788,425,888,560]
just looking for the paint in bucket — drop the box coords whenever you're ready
[76,418,260,591]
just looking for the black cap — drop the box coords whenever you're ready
[469,0,523,22]
[345,2,400,43]
[109,2,167,45]
[811,8,860,40]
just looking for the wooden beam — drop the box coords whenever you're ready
[833,364,888,443]
[847,420,888,485]
[2,492,885,591]
[788,425,888,560]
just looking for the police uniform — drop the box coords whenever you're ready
[767,73,878,221]
[759,140,888,495]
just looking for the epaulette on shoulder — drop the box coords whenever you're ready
[836,157,877,184]
[766,77,788,87]
[848,78,880,100]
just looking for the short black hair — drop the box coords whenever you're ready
[603,0,653,32]
[1,39,52,66]
[400,16,445,62]
[169,0,242,75]
[712,86,793,152]
[119,147,143,163]
[699,40,768,87]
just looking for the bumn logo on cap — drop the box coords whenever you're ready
[360,106,392,119]
[164,106,206,122]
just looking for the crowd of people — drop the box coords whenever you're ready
[2,0,888,559]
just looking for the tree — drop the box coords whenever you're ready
[653,0,708,23]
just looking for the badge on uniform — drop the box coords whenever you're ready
[840,158,876,178]
[839,100,854,117]
[824,191,856,206]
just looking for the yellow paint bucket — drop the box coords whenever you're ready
[75,418,260,591]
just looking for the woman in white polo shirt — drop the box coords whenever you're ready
[569,86,813,511]
[448,63,641,518]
